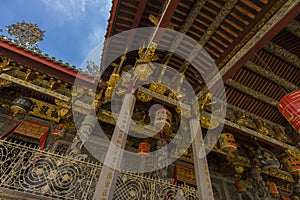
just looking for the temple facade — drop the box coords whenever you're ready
[0,1,300,199]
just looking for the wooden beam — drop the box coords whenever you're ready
[263,41,300,70]
[220,2,300,81]
[101,0,120,74]
[125,0,148,48]
[161,0,207,64]
[224,119,299,153]
[200,110,300,153]
[197,0,300,98]
[244,61,299,91]
[152,0,180,43]
[105,0,120,39]
[215,0,280,66]
[286,20,300,38]
[158,0,180,28]
[180,0,238,70]
[225,79,279,107]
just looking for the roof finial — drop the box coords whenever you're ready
[6,21,45,49]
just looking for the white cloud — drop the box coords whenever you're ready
[41,0,111,22]
[40,0,112,67]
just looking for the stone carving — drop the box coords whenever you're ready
[68,135,88,161]
[77,115,97,146]
[249,168,271,200]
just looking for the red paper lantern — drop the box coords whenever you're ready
[138,142,150,154]
[154,108,172,129]
[219,133,237,153]
[9,97,33,125]
[278,90,300,133]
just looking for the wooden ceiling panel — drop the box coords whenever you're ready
[103,0,300,128]
[251,50,300,85]
[272,30,300,57]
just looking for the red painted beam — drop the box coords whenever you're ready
[105,0,120,39]
[222,2,300,82]
[101,0,120,70]
[153,0,180,43]
[159,0,180,28]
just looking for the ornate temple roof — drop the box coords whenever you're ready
[102,0,300,127]
[0,35,93,84]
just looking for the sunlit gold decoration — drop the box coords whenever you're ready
[30,98,60,122]
[103,49,128,102]
[148,60,168,95]
[0,73,70,101]
[256,120,274,137]
[134,42,158,81]
[55,99,72,119]
[149,83,167,95]
[0,56,14,73]
[283,150,300,175]
[134,63,155,82]
[93,90,103,111]
[200,115,219,129]
[149,14,174,29]
[236,112,255,129]
[52,124,67,140]
[199,92,216,110]
[71,86,85,98]
[136,90,152,102]
[175,106,191,118]
[274,126,291,144]
[106,73,120,86]
[234,165,244,176]
[24,69,32,81]
[6,21,45,48]
[173,72,185,100]
[0,78,13,88]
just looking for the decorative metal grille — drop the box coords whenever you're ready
[0,139,197,199]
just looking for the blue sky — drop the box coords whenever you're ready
[0,0,112,68]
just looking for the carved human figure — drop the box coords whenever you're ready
[68,135,88,161]
[249,168,270,200]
